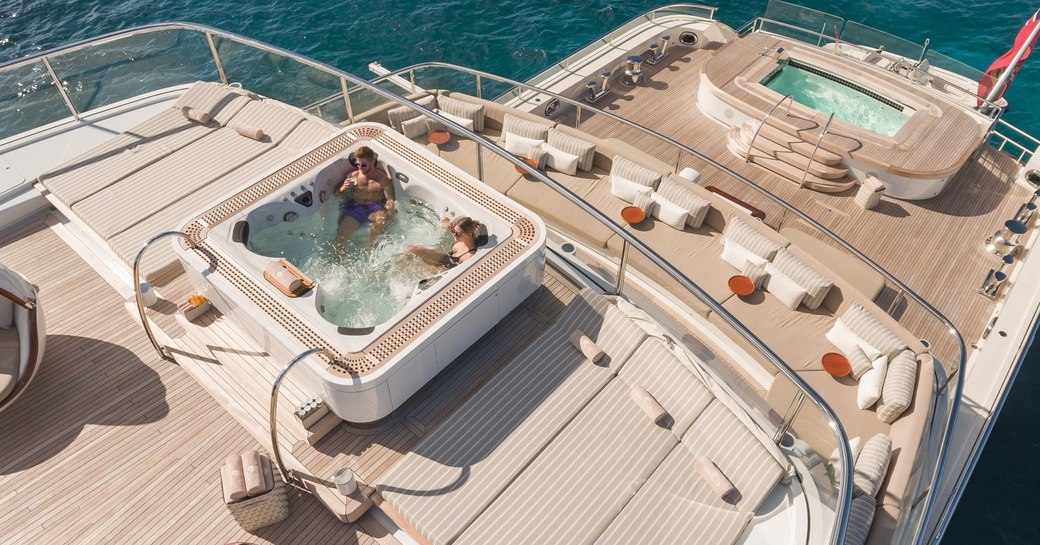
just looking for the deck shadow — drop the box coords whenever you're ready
[0,334,169,474]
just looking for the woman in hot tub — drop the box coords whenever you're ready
[337,146,396,247]
[406,216,484,271]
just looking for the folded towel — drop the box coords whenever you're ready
[694,456,739,503]
[260,453,276,495]
[568,330,605,363]
[220,463,238,504]
[265,261,303,294]
[630,386,669,426]
[224,454,248,501]
[242,450,265,496]
[233,122,265,141]
[181,106,211,124]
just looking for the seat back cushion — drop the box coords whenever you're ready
[657,178,711,229]
[772,248,834,310]
[547,128,596,172]
[387,94,437,131]
[437,94,485,132]
[503,113,553,141]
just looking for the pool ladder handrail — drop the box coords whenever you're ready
[745,94,795,162]
[801,112,835,187]
[132,230,196,361]
[270,347,333,493]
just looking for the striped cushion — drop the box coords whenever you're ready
[724,216,783,261]
[547,128,596,171]
[876,349,918,423]
[853,433,891,497]
[658,179,711,228]
[742,259,768,289]
[772,248,833,310]
[438,95,484,132]
[610,155,662,189]
[387,95,436,132]
[633,192,654,216]
[845,495,877,545]
[843,303,907,359]
[503,113,553,141]
[849,345,873,380]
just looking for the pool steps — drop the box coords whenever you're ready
[727,122,855,193]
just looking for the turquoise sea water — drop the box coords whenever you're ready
[1,0,1038,542]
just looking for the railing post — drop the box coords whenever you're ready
[918,38,931,64]
[270,347,331,492]
[773,391,806,444]
[575,106,582,129]
[614,239,631,295]
[475,74,483,99]
[132,231,195,361]
[40,57,80,121]
[204,31,228,85]
[340,77,354,124]
[409,69,416,94]
[476,141,485,181]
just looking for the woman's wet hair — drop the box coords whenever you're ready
[451,216,488,246]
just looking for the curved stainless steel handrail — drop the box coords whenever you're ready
[132,230,195,361]
[802,112,834,186]
[370,60,964,545]
[745,94,795,161]
[270,347,332,492]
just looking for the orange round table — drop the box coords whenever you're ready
[728,275,755,296]
[428,131,451,145]
[822,352,852,376]
[514,157,539,174]
[621,206,646,224]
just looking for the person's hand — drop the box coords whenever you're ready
[338,176,356,194]
[386,199,395,212]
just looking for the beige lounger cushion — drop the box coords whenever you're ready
[400,115,429,139]
[376,290,646,545]
[725,216,783,261]
[876,349,918,423]
[853,433,892,497]
[454,379,679,545]
[846,495,877,545]
[657,178,711,228]
[386,94,436,131]
[547,127,596,172]
[503,113,553,141]
[772,248,833,310]
[437,94,485,132]
[843,303,908,359]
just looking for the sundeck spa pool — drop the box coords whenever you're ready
[176,125,546,422]
[762,60,911,136]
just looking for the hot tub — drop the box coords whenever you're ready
[176,124,546,422]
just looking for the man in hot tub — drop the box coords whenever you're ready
[337,146,396,248]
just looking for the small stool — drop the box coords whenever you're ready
[855,177,885,210]
[678,167,701,184]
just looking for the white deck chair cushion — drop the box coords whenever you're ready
[772,248,833,310]
[503,113,552,141]
[826,318,883,361]
[853,433,892,497]
[857,355,888,409]
[721,239,766,271]
[0,298,11,329]
[724,216,782,261]
[541,141,579,175]
[763,262,807,310]
[387,95,437,131]
[876,349,918,423]
[611,176,653,203]
[438,95,485,132]
[547,128,596,171]
[843,303,908,359]
[848,345,873,380]
[650,192,689,230]
[657,178,711,228]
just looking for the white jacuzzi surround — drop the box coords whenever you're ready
[177,127,547,423]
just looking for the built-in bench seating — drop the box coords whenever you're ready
[377,90,936,545]
[375,288,790,545]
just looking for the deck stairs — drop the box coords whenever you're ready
[727,120,857,193]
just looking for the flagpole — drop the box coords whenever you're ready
[985,17,1040,104]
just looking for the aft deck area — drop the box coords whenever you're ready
[549,34,1029,352]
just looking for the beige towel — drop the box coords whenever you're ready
[694,456,738,503]
[220,463,238,504]
[224,454,248,501]
[233,123,265,141]
[265,261,303,293]
[181,106,211,124]
[260,453,276,495]
[568,330,605,363]
[242,450,265,496]
[630,386,668,426]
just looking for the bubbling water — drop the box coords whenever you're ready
[246,193,453,328]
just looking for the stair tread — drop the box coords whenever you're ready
[747,137,849,178]
[746,150,856,193]
[750,122,844,165]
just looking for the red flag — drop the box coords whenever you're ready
[978,8,1040,104]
